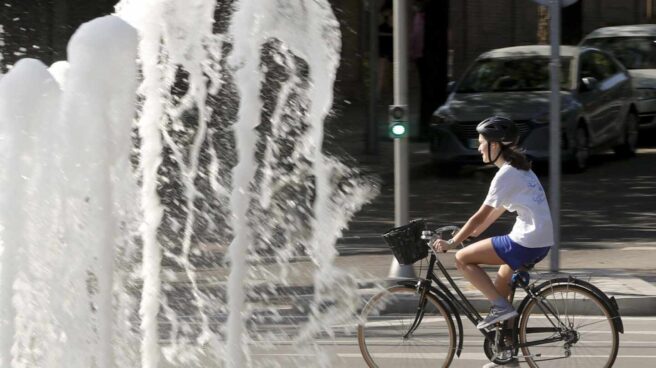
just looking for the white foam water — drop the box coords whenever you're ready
[0,58,62,368]
[0,1,379,367]
[0,15,140,368]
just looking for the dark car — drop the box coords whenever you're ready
[580,24,656,131]
[429,45,638,172]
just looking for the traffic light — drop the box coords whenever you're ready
[388,105,408,139]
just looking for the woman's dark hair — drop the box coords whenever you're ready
[500,145,532,171]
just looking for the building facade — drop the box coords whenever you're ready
[331,0,654,103]
[449,0,649,79]
[0,1,653,105]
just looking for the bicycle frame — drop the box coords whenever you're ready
[380,227,623,365]
[408,248,577,352]
[419,252,492,338]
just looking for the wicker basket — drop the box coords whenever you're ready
[382,219,427,265]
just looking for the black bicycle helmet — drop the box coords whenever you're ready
[476,116,519,145]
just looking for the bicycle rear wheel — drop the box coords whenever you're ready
[357,286,456,368]
[518,283,619,368]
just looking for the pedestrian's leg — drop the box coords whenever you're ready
[377,58,388,100]
[494,264,514,301]
[454,239,506,302]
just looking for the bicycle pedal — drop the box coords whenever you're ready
[480,325,499,332]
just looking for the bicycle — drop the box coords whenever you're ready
[357,220,623,367]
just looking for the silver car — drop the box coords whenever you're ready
[581,24,656,130]
[429,45,638,172]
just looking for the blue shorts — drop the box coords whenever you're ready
[492,235,550,270]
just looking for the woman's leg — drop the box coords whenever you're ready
[454,238,506,302]
[495,264,514,300]
[377,58,388,99]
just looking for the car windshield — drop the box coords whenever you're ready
[582,37,656,69]
[456,56,572,93]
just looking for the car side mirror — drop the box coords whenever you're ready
[580,77,599,92]
[446,81,456,94]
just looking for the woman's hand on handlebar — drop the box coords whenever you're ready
[432,238,452,253]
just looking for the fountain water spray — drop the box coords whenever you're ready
[0,15,140,367]
[0,1,379,366]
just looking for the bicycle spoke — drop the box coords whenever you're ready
[536,295,567,330]
[358,286,456,368]
[575,317,616,330]
[550,282,561,322]
[564,284,570,328]
[518,283,619,368]
[570,283,576,328]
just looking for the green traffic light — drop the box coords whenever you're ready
[392,124,406,136]
[389,122,408,138]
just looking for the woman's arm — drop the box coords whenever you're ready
[450,204,496,245]
[470,206,505,238]
[432,205,504,252]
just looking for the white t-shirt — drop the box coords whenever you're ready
[483,163,554,248]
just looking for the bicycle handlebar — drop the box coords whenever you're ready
[421,225,464,253]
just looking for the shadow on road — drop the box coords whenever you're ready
[559,148,656,248]
[340,146,656,254]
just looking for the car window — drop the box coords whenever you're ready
[580,51,617,81]
[582,36,656,69]
[456,56,572,93]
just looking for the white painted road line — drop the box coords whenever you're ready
[614,316,656,321]
[338,352,487,360]
[336,353,656,360]
[246,338,656,346]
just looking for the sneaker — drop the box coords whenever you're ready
[482,359,520,367]
[476,305,518,329]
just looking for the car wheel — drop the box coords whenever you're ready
[614,112,638,158]
[566,125,589,173]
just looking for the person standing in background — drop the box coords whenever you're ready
[410,0,427,137]
[377,0,393,101]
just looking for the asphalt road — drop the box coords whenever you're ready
[337,146,656,254]
[165,146,656,368]
[208,316,656,367]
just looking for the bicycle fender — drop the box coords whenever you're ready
[395,281,464,358]
[520,278,624,334]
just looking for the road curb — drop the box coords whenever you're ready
[269,279,656,318]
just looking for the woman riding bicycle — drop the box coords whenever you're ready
[432,116,554,366]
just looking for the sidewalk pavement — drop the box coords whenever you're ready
[179,249,656,317]
[321,105,656,316]
[334,251,656,317]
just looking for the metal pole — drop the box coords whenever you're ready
[548,0,561,272]
[367,0,379,154]
[388,0,414,279]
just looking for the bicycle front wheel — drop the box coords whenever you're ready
[357,286,456,368]
[518,283,619,368]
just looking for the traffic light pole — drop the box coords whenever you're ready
[388,0,415,279]
[548,0,561,272]
[367,0,378,154]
